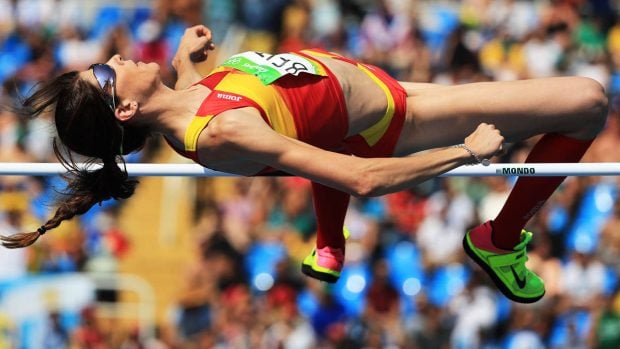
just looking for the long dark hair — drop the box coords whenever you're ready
[1,71,150,248]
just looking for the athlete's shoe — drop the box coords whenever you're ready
[463,221,545,303]
[301,228,350,283]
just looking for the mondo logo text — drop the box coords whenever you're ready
[497,167,536,175]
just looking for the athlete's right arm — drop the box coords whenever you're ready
[172,25,215,90]
[200,111,504,197]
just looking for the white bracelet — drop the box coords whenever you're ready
[454,144,491,166]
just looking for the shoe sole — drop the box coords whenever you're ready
[301,263,339,283]
[462,234,544,304]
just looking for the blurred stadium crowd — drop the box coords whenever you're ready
[1,0,620,348]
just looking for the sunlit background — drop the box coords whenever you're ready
[1,0,620,348]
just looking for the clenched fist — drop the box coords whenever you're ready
[172,25,216,69]
[464,123,505,160]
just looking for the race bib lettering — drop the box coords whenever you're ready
[220,51,327,85]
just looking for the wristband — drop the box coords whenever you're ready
[454,144,491,166]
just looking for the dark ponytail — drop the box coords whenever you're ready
[1,141,139,248]
[0,70,149,248]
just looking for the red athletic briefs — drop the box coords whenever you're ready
[168,49,408,171]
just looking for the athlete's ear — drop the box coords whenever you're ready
[115,100,139,122]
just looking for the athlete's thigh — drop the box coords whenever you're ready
[394,77,604,155]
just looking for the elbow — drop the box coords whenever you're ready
[349,172,381,198]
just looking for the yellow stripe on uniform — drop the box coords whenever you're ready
[214,73,298,138]
[301,49,396,147]
[184,115,214,152]
[356,64,395,146]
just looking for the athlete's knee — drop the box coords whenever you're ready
[573,77,608,137]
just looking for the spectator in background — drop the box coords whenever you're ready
[476,176,510,223]
[406,292,451,348]
[164,0,203,27]
[268,178,316,240]
[176,204,247,343]
[203,0,237,45]
[363,258,403,347]
[502,305,547,349]
[213,283,261,347]
[84,206,130,303]
[406,27,433,83]
[597,199,620,273]
[0,179,33,280]
[278,0,313,53]
[54,24,102,71]
[217,178,270,252]
[448,270,498,349]
[309,286,348,346]
[359,0,413,78]
[416,178,475,268]
[435,25,486,84]
[308,0,347,53]
[71,306,107,349]
[176,234,220,341]
[479,27,526,81]
[384,188,429,236]
[0,105,31,162]
[561,249,608,308]
[42,311,69,349]
[587,105,620,163]
[522,26,564,78]
[239,0,291,53]
[261,282,316,349]
[590,292,620,349]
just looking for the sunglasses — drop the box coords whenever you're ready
[90,63,117,111]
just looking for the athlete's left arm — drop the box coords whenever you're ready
[206,110,503,197]
[172,25,215,90]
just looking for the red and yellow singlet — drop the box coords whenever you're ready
[171,49,407,168]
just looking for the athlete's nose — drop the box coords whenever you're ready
[106,54,123,66]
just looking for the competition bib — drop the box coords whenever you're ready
[220,51,327,85]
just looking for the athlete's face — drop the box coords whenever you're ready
[82,55,161,111]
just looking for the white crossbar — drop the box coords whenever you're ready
[0,162,619,177]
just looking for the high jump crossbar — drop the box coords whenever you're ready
[0,162,619,177]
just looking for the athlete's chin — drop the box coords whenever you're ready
[139,61,160,70]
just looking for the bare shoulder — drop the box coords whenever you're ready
[194,108,274,175]
[201,108,269,147]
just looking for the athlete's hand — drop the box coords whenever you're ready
[172,25,215,69]
[463,123,505,160]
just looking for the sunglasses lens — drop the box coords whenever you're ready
[92,64,115,91]
[90,64,117,110]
